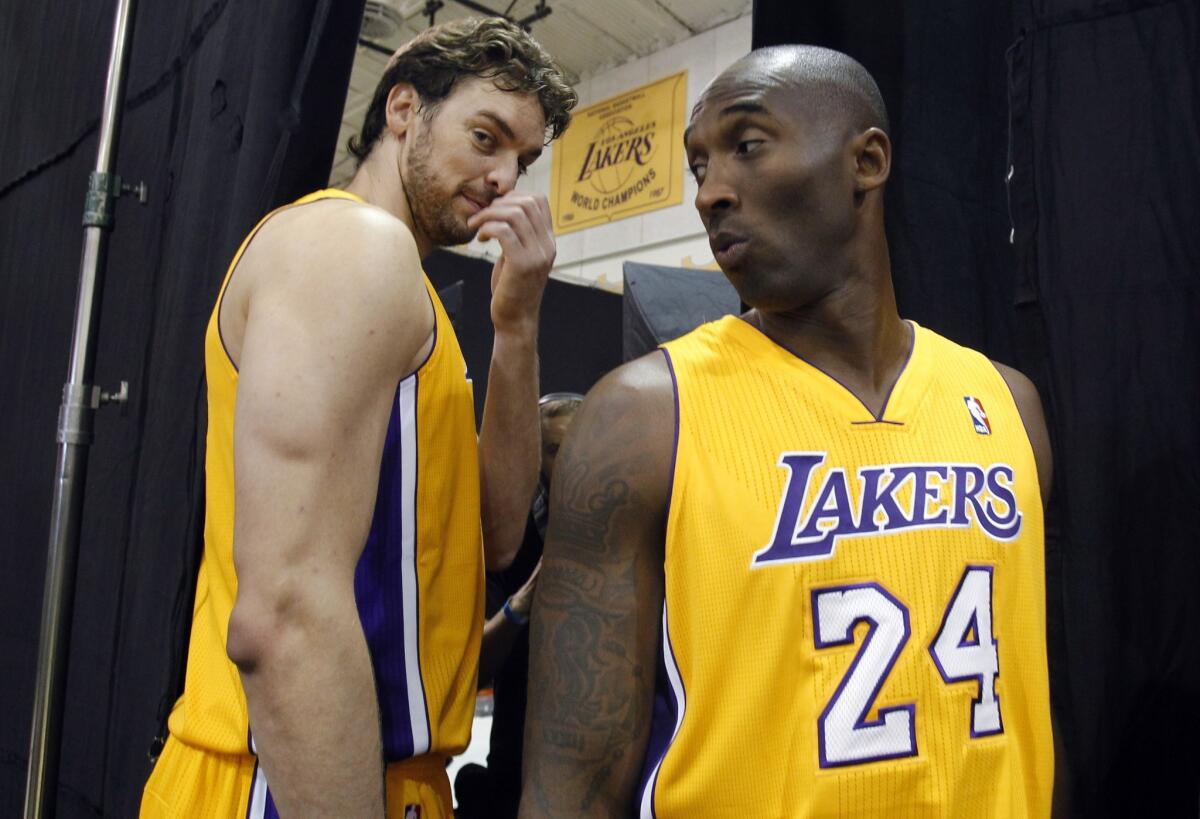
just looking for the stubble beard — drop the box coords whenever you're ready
[401,125,476,248]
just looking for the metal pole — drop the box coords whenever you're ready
[24,0,140,816]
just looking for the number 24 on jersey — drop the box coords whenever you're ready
[813,565,1001,768]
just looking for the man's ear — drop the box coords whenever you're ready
[384,82,421,142]
[852,127,891,194]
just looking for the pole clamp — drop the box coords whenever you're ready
[83,172,148,228]
[100,381,129,408]
[56,381,130,444]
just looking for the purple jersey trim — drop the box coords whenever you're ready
[354,374,428,760]
[661,347,681,528]
[245,760,281,819]
[403,283,439,380]
[636,604,686,818]
[637,347,683,817]
[739,317,916,422]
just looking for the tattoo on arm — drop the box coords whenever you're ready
[525,456,661,815]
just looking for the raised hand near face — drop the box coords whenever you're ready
[468,191,555,333]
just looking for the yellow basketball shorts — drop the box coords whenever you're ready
[141,734,453,818]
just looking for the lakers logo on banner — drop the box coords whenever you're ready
[551,71,687,234]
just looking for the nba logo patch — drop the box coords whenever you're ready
[964,396,991,435]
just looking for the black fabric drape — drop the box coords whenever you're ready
[0,1,364,815]
[752,0,1200,813]
[1009,1,1200,813]
[423,250,624,419]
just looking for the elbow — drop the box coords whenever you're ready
[226,581,312,674]
[227,570,357,673]
[485,549,517,573]
[226,596,275,674]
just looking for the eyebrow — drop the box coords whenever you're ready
[478,110,542,162]
[477,110,516,140]
[719,100,769,119]
[684,100,771,149]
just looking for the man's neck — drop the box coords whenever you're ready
[747,259,912,416]
[344,151,432,257]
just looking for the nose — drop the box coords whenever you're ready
[485,155,520,197]
[694,163,738,221]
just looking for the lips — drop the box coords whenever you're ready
[460,193,487,214]
[710,230,749,267]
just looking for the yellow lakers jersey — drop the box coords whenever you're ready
[167,189,484,763]
[641,317,1053,818]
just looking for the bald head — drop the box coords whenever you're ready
[683,44,894,313]
[701,45,889,137]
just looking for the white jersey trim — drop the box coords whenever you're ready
[399,374,431,755]
[246,763,269,818]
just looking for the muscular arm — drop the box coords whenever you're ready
[520,353,675,818]
[471,193,555,570]
[225,205,432,818]
[994,362,1068,815]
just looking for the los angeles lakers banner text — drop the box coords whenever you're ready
[551,71,687,234]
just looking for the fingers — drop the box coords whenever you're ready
[468,193,546,228]
[469,193,554,260]
[467,191,550,229]
[477,193,555,330]
[474,219,524,252]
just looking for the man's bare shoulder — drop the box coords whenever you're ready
[225,198,431,372]
[556,351,676,511]
[246,198,423,295]
[599,349,672,393]
[577,351,675,439]
[991,360,1035,405]
[990,360,1046,441]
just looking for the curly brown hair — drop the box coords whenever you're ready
[348,17,577,164]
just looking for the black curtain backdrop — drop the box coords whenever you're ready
[424,250,624,418]
[0,1,364,815]
[752,0,1200,814]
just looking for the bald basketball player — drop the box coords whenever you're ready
[142,17,576,819]
[522,46,1063,818]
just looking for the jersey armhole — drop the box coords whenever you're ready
[401,279,441,383]
[660,347,683,544]
[988,359,1044,505]
[215,230,264,374]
